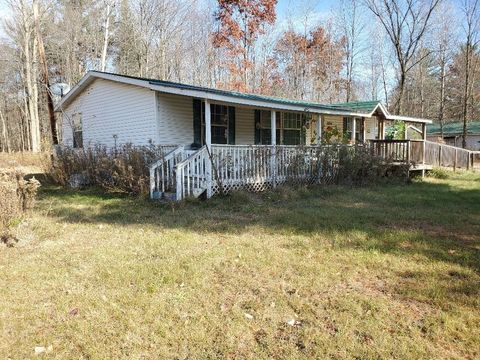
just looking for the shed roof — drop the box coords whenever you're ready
[427,122,480,136]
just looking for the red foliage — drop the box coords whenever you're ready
[213,0,277,92]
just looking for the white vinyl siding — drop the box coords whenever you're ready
[156,92,193,145]
[61,78,157,148]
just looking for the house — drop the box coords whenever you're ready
[55,71,433,200]
[427,122,480,151]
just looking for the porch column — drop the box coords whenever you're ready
[379,119,385,140]
[317,115,323,144]
[421,122,427,169]
[361,117,366,143]
[351,117,356,144]
[205,98,213,198]
[271,110,277,187]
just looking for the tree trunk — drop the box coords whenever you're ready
[100,3,111,72]
[34,1,58,146]
[396,71,406,114]
[462,44,471,149]
[438,53,446,139]
[0,109,10,152]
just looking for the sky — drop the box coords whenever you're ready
[0,0,338,39]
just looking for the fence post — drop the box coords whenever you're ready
[467,152,471,171]
[453,148,457,172]
[438,145,442,167]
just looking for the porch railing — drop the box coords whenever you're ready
[150,141,478,201]
[210,144,348,194]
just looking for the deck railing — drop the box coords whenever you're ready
[369,140,411,163]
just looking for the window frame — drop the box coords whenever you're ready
[72,113,83,149]
[201,103,229,145]
[258,111,307,145]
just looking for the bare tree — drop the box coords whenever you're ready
[6,0,42,152]
[460,0,480,148]
[337,0,365,102]
[364,0,442,113]
[433,2,457,139]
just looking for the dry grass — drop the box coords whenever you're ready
[0,171,479,359]
[0,151,50,175]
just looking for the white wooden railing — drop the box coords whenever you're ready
[175,146,209,201]
[210,145,348,193]
[149,145,185,198]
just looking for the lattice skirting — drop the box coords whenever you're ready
[211,175,332,195]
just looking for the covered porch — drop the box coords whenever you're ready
[186,98,430,148]
[150,97,434,201]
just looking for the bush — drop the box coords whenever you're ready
[0,172,40,246]
[50,144,173,195]
[428,167,449,179]
[303,144,406,187]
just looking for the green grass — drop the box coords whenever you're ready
[1,171,479,359]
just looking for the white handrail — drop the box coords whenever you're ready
[175,146,208,201]
[149,145,184,199]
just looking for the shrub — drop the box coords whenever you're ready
[334,145,407,186]
[50,144,174,195]
[0,172,40,246]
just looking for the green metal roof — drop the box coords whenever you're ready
[427,121,480,136]
[328,100,380,113]
[94,71,355,113]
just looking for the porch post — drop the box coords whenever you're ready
[271,110,277,187]
[379,119,385,140]
[317,115,323,144]
[421,122,427,172]
[205,98,213,198]
[351,117,356,144]
[361,117,366,143]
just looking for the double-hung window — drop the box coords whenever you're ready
[201,104,229,144]
[257,111,306,145]
[72,113,83,148]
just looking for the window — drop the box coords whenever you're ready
[72,113,83,148]
[258,111,307,145]
[343,117,364,142]
[201,104,229,144]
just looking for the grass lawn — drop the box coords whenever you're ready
[1,172,479,359]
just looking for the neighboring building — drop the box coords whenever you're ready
[55,71,431,149]
[427,122,480,151]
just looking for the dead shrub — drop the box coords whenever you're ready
[0,171,40,245]
[50,144,173,195]
[335,145,408,186]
